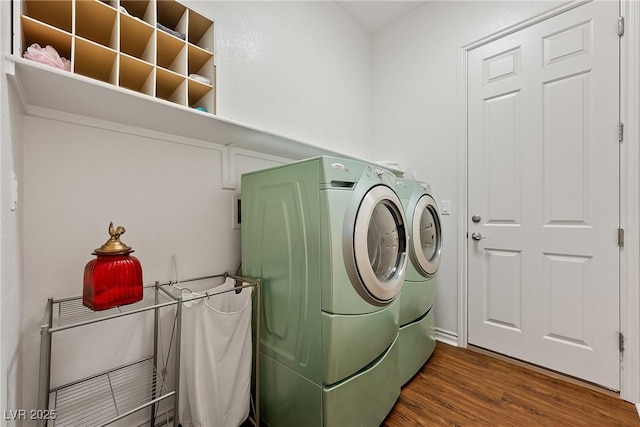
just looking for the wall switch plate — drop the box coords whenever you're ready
[441,200,451,215]
[11,172,18,211]
[232,193,241,229]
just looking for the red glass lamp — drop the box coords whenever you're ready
[83,222,143,311]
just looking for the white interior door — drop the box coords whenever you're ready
[467,1,620,390]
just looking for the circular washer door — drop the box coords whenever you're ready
[349,185,408,304]
[410,194,442,277]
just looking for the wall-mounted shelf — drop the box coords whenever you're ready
[5,55,358,188]
[11,0,364,190]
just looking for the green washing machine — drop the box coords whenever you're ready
[395,178,442,386]
[242,156,409,426]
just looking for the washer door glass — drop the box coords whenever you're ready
[411,195,442,277]
[353,185,408,302]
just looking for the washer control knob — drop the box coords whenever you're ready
[331,162,346,170]
[375,169,385,178]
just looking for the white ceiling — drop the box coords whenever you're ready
[336,1,428,34]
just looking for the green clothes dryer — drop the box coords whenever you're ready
[242,156,409,426]
[395,178,442,386]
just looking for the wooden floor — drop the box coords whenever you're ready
[383,343,640,426]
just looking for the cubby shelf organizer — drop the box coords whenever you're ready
[16,0,217,114]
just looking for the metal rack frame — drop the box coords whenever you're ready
[38,273,261,427]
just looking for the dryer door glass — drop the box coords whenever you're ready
[367,202,401,281]
[411,195,442,277]
[352,185,408,303]
[420,207,438,261]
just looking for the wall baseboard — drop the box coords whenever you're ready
[435,328,458,347]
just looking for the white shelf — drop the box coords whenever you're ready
[6,55,353,163]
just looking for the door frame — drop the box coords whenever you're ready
[457,0,640,403]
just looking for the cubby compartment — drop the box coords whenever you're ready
[120,0,154,24]
[120,14,154,63]
[157,30,187,75]
[21,16,72,63]
[119,54,154,96]
[156,67,186,105]
[188,78,214,113]
[187,44,213,84]
[22,0,72,34]
[16,0,216,115]
[157,0,187,40]
[188,9,214,52]
[76,0,118,49]
[74,38,117,84]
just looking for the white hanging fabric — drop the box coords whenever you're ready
[179,278,252,427]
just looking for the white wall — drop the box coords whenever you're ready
[184,1,373,158]
[13,1,371,414]
[371,1,564,336]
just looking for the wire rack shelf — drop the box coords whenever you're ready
[38,273,261,427]
[50,358,172,427]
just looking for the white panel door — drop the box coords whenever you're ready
[467,1,620,390]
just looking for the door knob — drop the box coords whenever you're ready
[472,215,481,223]
[471,232,484,241]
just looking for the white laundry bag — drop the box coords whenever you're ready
[179,278,253,427]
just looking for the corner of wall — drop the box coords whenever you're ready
[1,0,25,417]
